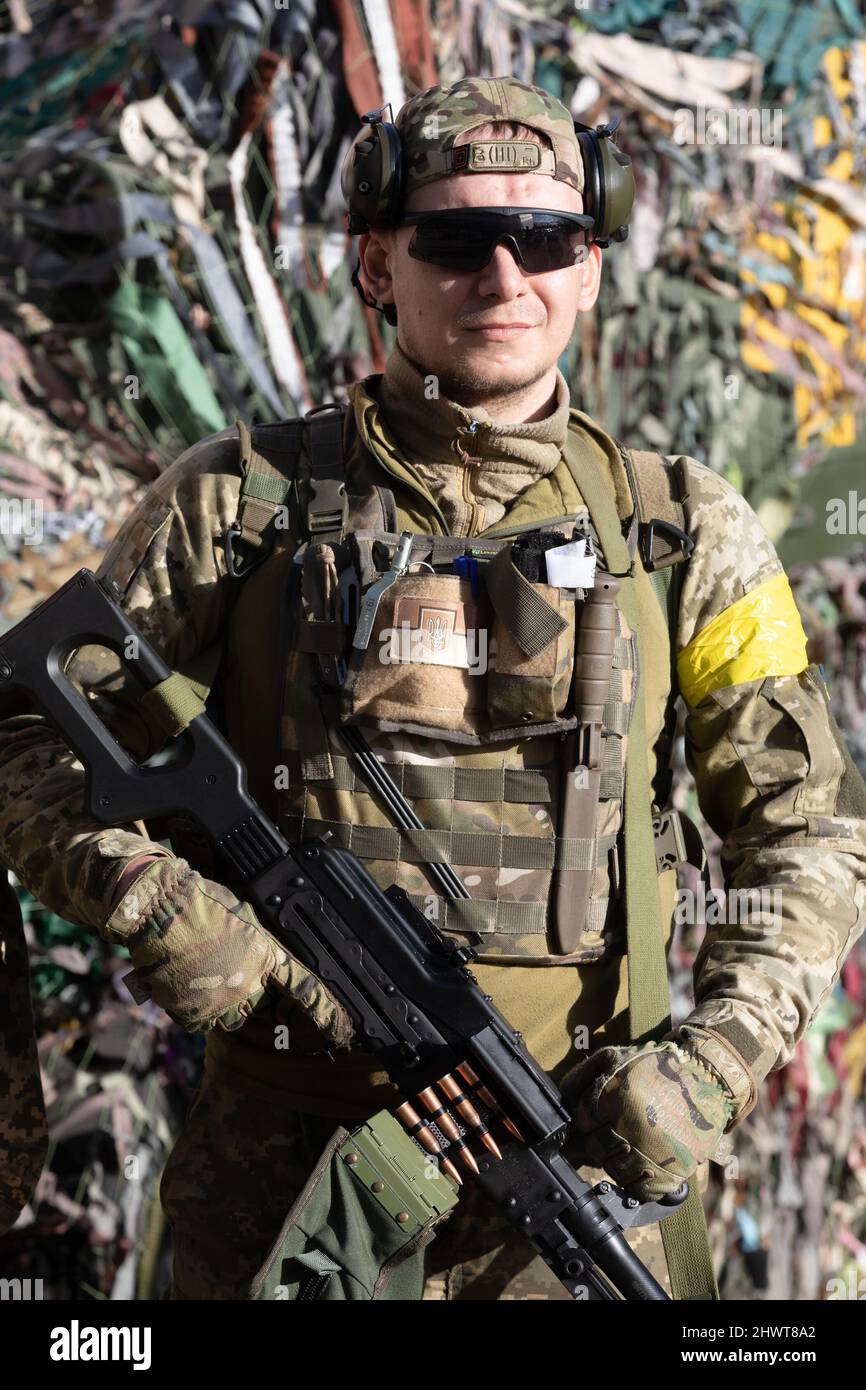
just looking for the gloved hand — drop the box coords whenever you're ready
[561,1031,745,1201]
[101,855,353,1044]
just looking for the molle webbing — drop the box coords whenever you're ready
[280,816,616,872]
[279,812,618,940]
[290,734,660,808]
[599,732,625,801]
[408,893,549,936]
[286,752,559,803]
[404,893,613,937]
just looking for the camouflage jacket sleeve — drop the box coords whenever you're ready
[672,457,866,1123]
[0,427,243,936]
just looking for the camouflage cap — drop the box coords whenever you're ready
[394,76,584,197]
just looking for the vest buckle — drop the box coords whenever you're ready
[639,518,695,572]
[305,404,349,541]
[307,476,348,538]
[224,520,267,579]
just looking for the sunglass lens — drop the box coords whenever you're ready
[407,215,590,273]
[520,222,589,273]
[408,218,493,271]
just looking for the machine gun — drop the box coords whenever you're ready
[0,568,689,1301]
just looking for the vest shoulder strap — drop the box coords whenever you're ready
[228,415,305,577]
[619,446,693,574]
[169,404,353,717]
[613,443,694,651]
[164,415,306,717]
[226,402,353,573]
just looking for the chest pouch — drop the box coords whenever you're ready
[331,529,586,745]
[484,533,581,732]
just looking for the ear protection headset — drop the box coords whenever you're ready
[341,105,635,324]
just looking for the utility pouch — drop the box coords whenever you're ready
[338,529,584,744]
[484,536,579,732]
[251,1110,457,1301]
[342,571,492,737]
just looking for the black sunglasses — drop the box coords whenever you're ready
[400,206,596,274]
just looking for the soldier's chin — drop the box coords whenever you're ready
[464,342,541,373]
[433,360,544,403]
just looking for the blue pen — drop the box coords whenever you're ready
[452,553,480,598]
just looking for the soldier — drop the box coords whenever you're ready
[1,77,865,1301]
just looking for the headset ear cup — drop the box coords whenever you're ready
[376,126,401,327]
[596,136,635,244]
[341,119,403,231]
[341,122,375,228]
[382,122,403,225]
[574,124,635,245]
[575,128,601,240]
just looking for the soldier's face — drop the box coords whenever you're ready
[360,170,601,402]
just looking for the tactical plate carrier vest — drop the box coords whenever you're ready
[169,399,705,971]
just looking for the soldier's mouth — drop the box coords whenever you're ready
[466,324,534,340]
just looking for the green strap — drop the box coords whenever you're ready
[139,672,207,738]
[649,565,674,616]
[175,638,227,704]
[560,434,719,1302]
[627,684,719,1301]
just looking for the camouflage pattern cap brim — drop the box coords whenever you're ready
[394,76,584,197]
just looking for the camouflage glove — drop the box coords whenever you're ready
[100,855,353,1045]
[561,1025,753,1201]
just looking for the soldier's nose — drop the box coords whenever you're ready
[476,241,527,293]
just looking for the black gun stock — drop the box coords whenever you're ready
[0,569,689,1301]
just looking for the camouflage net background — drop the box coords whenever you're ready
[0,0,865,1301]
